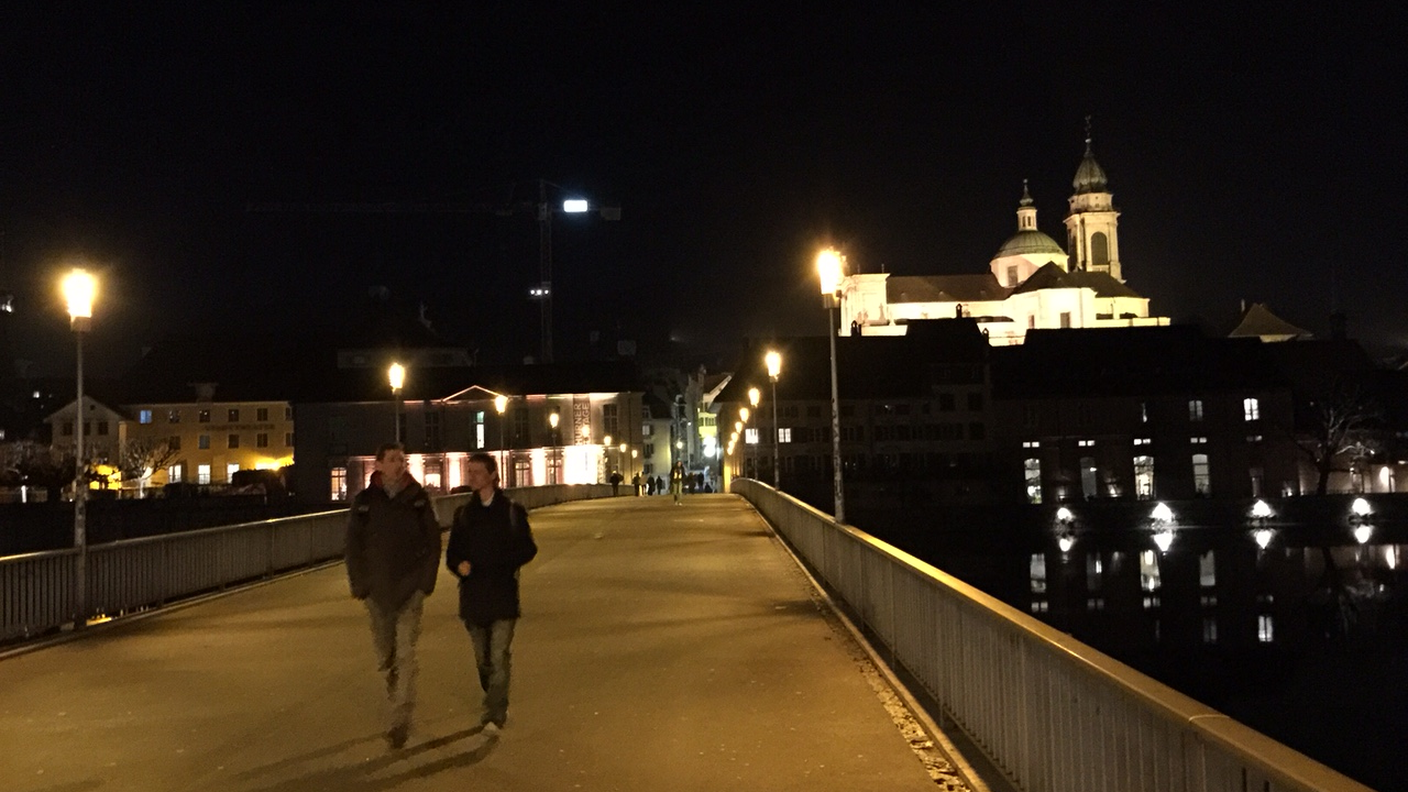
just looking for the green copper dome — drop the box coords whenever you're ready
[995,229,1066,257]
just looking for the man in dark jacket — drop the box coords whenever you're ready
[445,451,537,736]
[345,442,442,750]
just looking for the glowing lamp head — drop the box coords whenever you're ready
[562,199,588,213]
[1151,502,1174,524]
[63,268,97,326]
[387,362,405,392]
[765,350,781,380]
[816,248,844,295]
[1355,524,1374,544]
[1251,500,1273,520]
[1352,497,1371,517]
[748,387,761,408]
[580,424,591,440]
[739,407,750,423]
[494,395,508,414]
[1057,534,1074,553]
[549,411,560,429]
[1056,506,1073,523]
[1153,528,1175,553]
[1253,528,1274,549]
[604,435,612,447]
[619,443,626,453]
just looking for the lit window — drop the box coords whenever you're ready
[1140,550,1161,591]
[746,427,759,444]
[778,428,792,443]
[168,464,183,483]
[1243,397,1260,421]
[1134,438,1151,446]
[1190,436,1207,444]
[330,467,347,501]
[1246,434,1263,443]
[1258,615,1274,642]
[139,409,153,424]
[1077,439,1095,447]
[1024,458,1042,504]
[1200,551,1216,587]
[226,463,239,482]
[1022,440,1040,449]
[1188,400,1204,421]
[197,464,211,485]
[1193,453,1211,495]
[1029,554,1047,593]
[1133,455,1154,499]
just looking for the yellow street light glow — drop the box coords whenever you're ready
[494,394,508,414]
[388,362,405,391]
[63,268,97,322]
[549,411,560,429]
[619,443,626,453]
[748,387,761,408]
[816,248,844,295]
[739,407,750,423]
[580,424,591,440]
[765,350,781,380]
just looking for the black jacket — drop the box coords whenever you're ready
[445,490,537,626]
[345,473,442,610]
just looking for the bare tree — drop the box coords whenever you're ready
[1295,381,1385,495]
[119,439,179,489]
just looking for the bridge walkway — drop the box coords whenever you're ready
[0,493,974,792]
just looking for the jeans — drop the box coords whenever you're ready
[366,590,425,730]
[466,618,517,727]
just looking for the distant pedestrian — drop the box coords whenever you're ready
[446,452,538,736]
[632,473,642,496]
[670,461,685,505]
[345,442,443,750]
[609,469,623,496]
[655,475,665,495]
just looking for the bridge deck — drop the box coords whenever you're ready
[1,494,965,792]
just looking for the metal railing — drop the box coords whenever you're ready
[733,479,1374,792]
[2,484,610,644]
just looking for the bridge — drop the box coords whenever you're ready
[0,485,1375,792]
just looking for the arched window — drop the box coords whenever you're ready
[1091,232,1109,266]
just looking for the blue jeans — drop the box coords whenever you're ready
[466,618,517,727]
[366,591,425,730]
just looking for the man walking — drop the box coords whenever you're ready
[446,452,538,736]
[345,442,443,749]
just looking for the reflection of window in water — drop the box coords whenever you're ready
[1133,455,1154,500]
[1258,615,1274,643]
[1080,456,1098,498]
[1024,458,1042,504]
[1086,553,1103,591]
[1199,550,1216,588]
[1139,550,1161,592]
[1029,554,1047,593]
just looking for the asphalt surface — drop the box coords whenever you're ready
[1,493,963,792]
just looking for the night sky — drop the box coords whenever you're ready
[2,3,1404,375]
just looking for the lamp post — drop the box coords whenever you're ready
[817,248,846,523]
[495,394,509,486]
[388,362,405,443]
[765,350,781,490]
[549,410,560,484]
[747,387,761,478]
[63,268,96,628]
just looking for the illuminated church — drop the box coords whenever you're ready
[837,132,1170,344]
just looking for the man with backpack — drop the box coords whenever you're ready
[446,451,538,736]
[345,442,443,750]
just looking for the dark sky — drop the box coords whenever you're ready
[2,2,1404,375]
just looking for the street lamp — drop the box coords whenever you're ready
[765,350,782,490]
[549,410,560,484]
[748,387,761,479]
[495,394,509,485]
[63,268,96,628]
[817,248,846,523]
[387,362,405,443]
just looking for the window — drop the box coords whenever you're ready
[1006,265,1019,287]
[1134,437,1151,446]
[1080,456,1098,499]
[1188,399,1204,421]
[1022,441,1040,449]
[1060,311,1072,329]
[257,407,269,422]
[285,432,294,447]
[1190,436,1207,444]
[256,433,269,448]
[1140,550,1161,591]
[169,409,181,423]
[1246,434,1263,443]
[967,393,983,411]
[285,406,293,420]
[425,411,441,449]
[1029,554,1047,593]
[226,463,239,482]
[643,443,654,458]
[745,427,759,444]
[228,409,240,422]
[1192,453,1211,495]
[1257,615,1274,643]
[1202,617,1218,644]
[198,435,211,450]
[228,434,240,449]
[1243,397,1260,421]
[602,403,619,436]
[778,428,792,443]
[1077,439,1095,448]
[1086,554,1103,591]
[197,464,211,485]
[62,421,73,436]
[199,410,211,423]
[97,421,109,436]
[1091,232,1109,266]
[139,409,153,424]
[1134,455,1155,499]
[169,435,181,451]
[168,464,183,484]
[330,467,347,501]
[1140,402,1149,423]
[1023,458,1043,504]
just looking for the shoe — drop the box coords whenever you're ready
[386,722,409,750]
[481,721,501,738]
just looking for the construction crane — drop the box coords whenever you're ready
[247,179,620,364]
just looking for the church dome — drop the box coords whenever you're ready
[995,229,1066,257]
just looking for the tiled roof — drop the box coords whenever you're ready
[887,274,1011,304]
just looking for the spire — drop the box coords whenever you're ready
[1072,115,1109,194]
[1019,178,1033,206]
[1016,179,1038,230]
[1084,114,1093,155]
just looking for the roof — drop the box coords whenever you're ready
[994,229,1066,257]
[1229,303,1312,340]
[715,320,991,404]
[1072,146,1109,194]
[887,274,1011,304]
[1010,264,1143,298]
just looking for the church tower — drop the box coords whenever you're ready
[1064,120,1123,282]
